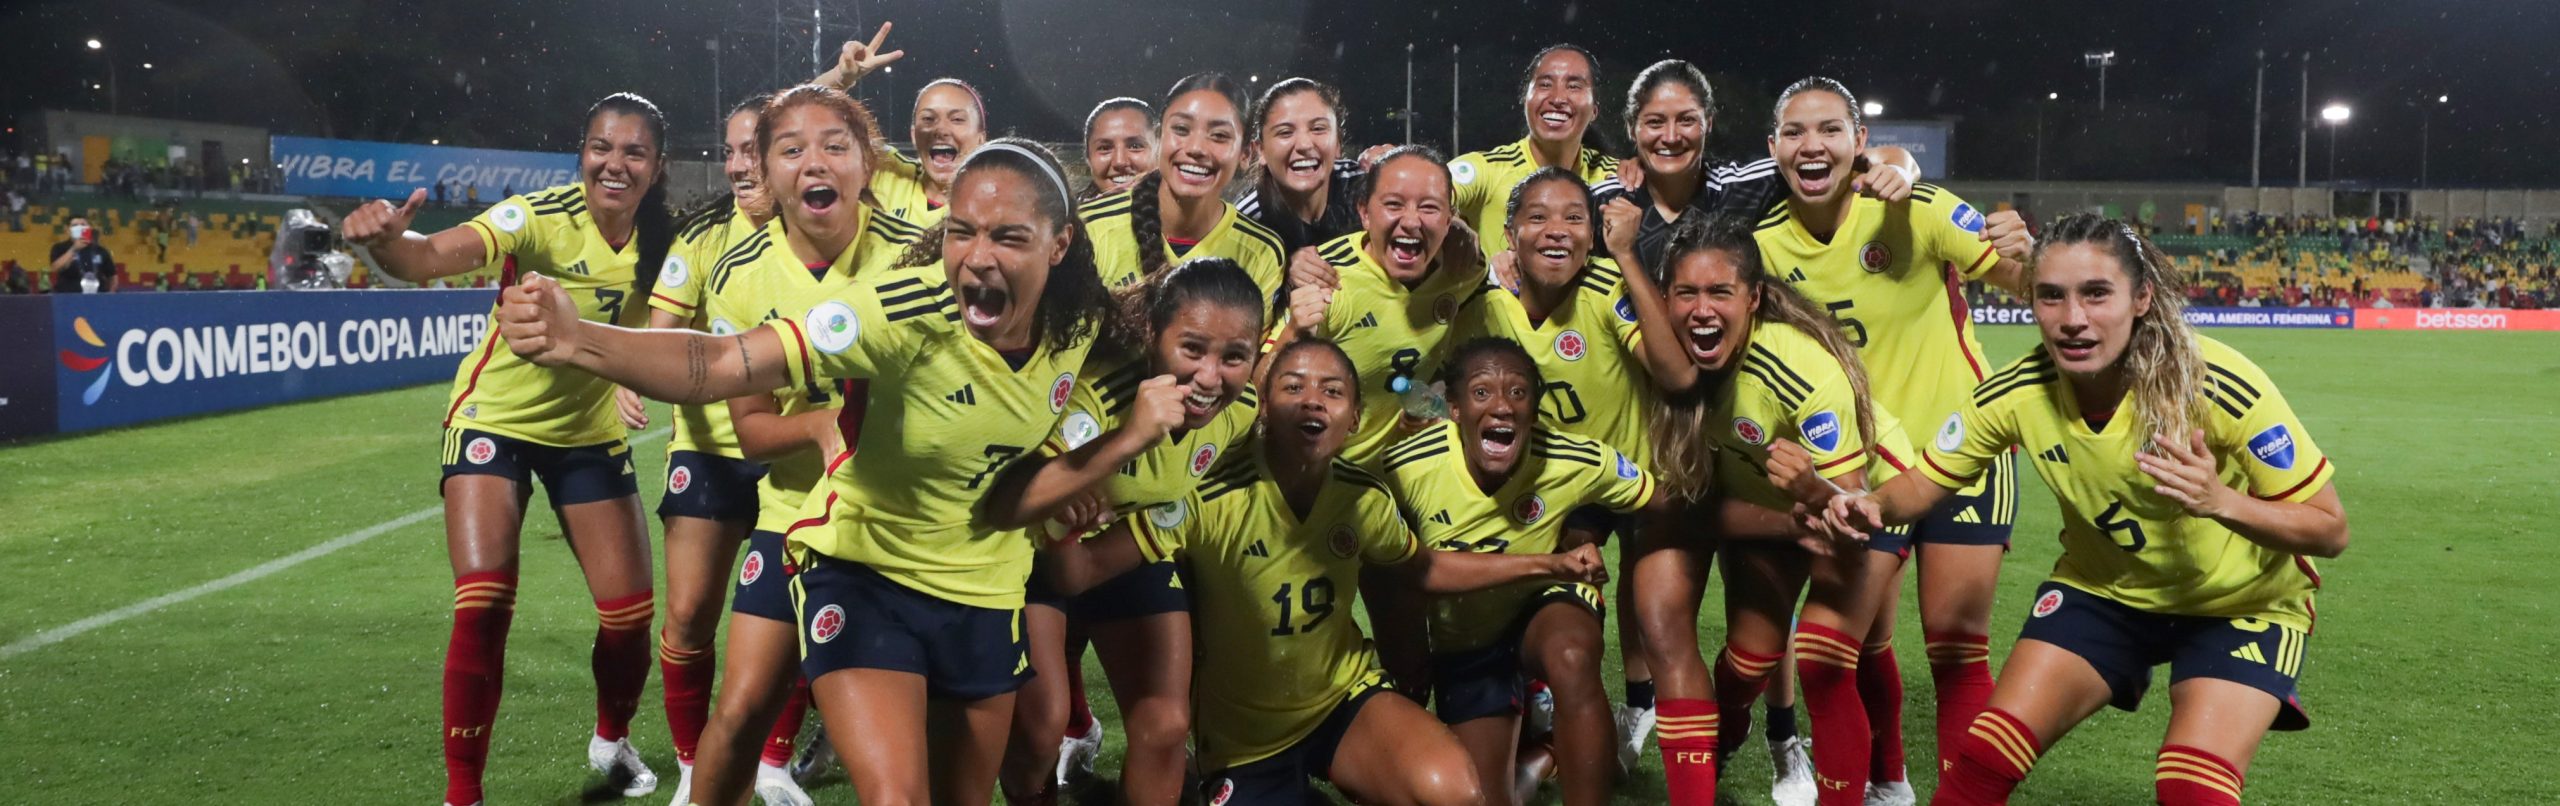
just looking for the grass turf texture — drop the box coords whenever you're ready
[1,327,2550,804]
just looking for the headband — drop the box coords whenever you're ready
[970,142,1071,205]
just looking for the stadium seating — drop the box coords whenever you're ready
[4,193,505,291]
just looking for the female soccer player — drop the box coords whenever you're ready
[342,92,677,806]
[1609,212,1912,806]
[1238,77,1365,255]
[809,22,968,227]
[493,137,1163,806]
[992,258,1270,806]
[1804,215,2348,806]
[1040,338,1611,806]
[674,85,924,806]
[1752,76,2033,802]
[1082,97,1157,200]
[1449,44,1620,262]
[1381,337,1662,806]
[1082,72,1288,299]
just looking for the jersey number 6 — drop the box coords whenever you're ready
[2095,500,2147,553]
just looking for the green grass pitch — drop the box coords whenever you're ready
[2,327,2552,803]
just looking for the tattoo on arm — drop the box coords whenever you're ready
[735,334,754,385]
[685,335,709,402]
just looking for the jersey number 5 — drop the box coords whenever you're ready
[1823,300,1870,347]
[2095,500,2147,552]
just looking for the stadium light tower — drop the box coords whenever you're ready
[2419,94,2447,188]
[83,38,118,115]
[2321,103,2351,184]
[2082,50,2116,111]
[1862,100,1884,118]
[2036,92,2057,182]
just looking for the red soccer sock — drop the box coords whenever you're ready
[443,571,518,806]
[760,676,813,767]
[1654,697,1719,805]
[1926,632,1996,775]
[1860,644,1909,783]
[592,590,655,742]
[1794,624,1869,806]
[1063,661,1096,736]
[1930,708,2041,806]
[1711,644,1781,760]
[658,636,713,764]
[2154,744,2245,806]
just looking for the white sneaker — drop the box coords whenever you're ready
[1612,704,1657,773]
[755,762,816,806]
[1056,720,1105,789]
[663,761,693,806]
[1769,736,1817,806]
[1864,777,1916,806]
[588,735,661,797]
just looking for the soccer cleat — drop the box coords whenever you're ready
[755,762,817,806]
[588,735,661,797]
[1057,719,1105,789]
[1524,680,1557,738]
[787,722,834,783]
[1770,736,1817,806]
[1613,703,1658,773]
[663,761,693,806]
[1864,777,1917,806]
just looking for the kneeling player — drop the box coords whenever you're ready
[1800,215,2349,806]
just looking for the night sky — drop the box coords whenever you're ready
[4,0,2554,186]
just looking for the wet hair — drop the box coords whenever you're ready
[584,92,674,305]
[1099,256,1269,359]
[1772,76,1863,134]
[1354,144,1450,207]
[1126,72,1251,281]
[728,92,774,121]
[904,138,1106,353]
[1079,97,1156,200]
[750,84,885,224]
[1440,336,1544,404]
[1646,213,1875,501]
[2033,214,2203,444]
[1246,77,1347,213]
[1624,59,1713,142]
[1264,338,1361,405]
[915,78,988,128]
[1502,166,1597,234]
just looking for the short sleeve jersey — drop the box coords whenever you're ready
[1043,352,1262,517]
[1078,189,1289,301]
[444,184,649,447]
[772,263,1097,609]
[1707,319,1913,512]
[866,149,949,227]
[1305,232,1483,467]
[1754,184,2002,437]
[1379,421,1653,651]
[1127,449,1417,771]
[651,199,763,459]
[1452,259,1653,462]
[1450,137,1619,262]
[1917,337,2336,631]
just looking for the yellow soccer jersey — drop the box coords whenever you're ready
[1450,138,1620,261]
[1705,319,1913,512]
[1306,232,1484,467]
[1042,352,1262,516]
[1379,421,1654,652]
[1917,337,2336,631]
[1755,184,2001,437]
[1126,448,1417,770]
[445,184,650,447]
[1452,259,1653,462]
[772,263,1097,609]
[652,199,764,459]
[706,209,922,532]
[867,149,948,227]
[1078,189,1288,300]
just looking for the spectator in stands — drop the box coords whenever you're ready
[5,188,23,230]
[50,217,117,294]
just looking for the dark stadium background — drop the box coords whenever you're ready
[2,0,2555,185]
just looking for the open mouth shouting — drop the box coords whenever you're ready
[799,182,842,216]
[1478,423,1520,466]
[2052,335,2100,364]
[926,143,961,173]
[1686,322,1728,366]
[1383,232,1429,271]
[958,282,1010,329]
[1792,159,1836,197]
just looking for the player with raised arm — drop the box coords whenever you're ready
[994,258,1270,806]
[1082,72,1289,300]
[1381,338,1664,806]
[1042,339,1610,806]
[1799,215,2348,806]
[1752,76,2034,804]
[494,138,1159,806]
[341,92,678,806]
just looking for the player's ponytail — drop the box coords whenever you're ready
[1128,170,1170,279]
[2037,214,2204,446]
[586,92,674,308]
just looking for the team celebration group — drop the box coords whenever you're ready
[340,22,2353,806]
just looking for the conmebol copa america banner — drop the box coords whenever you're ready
[272,135,577,199]
[36,290,495,435]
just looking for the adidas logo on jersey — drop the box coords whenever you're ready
[2230,643,2269,665]
[2038,445,2070,464]
[1353,312,1379,329]
[1953,507,1983,524]
[1428,509,1453,526]
[1245,540,1271,558]
[1786,267,1807,283]
[946,385,979,405]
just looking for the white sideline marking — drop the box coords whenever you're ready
[0,428,671,662]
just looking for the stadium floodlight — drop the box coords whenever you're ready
[2437,95,2449,104]
[2048,92,2058,100]
[1862,100,1884,117]
[2321,104,2350,123]
[2084,50,2116,109]
[86,38,102,50]
[141,62,152,69]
